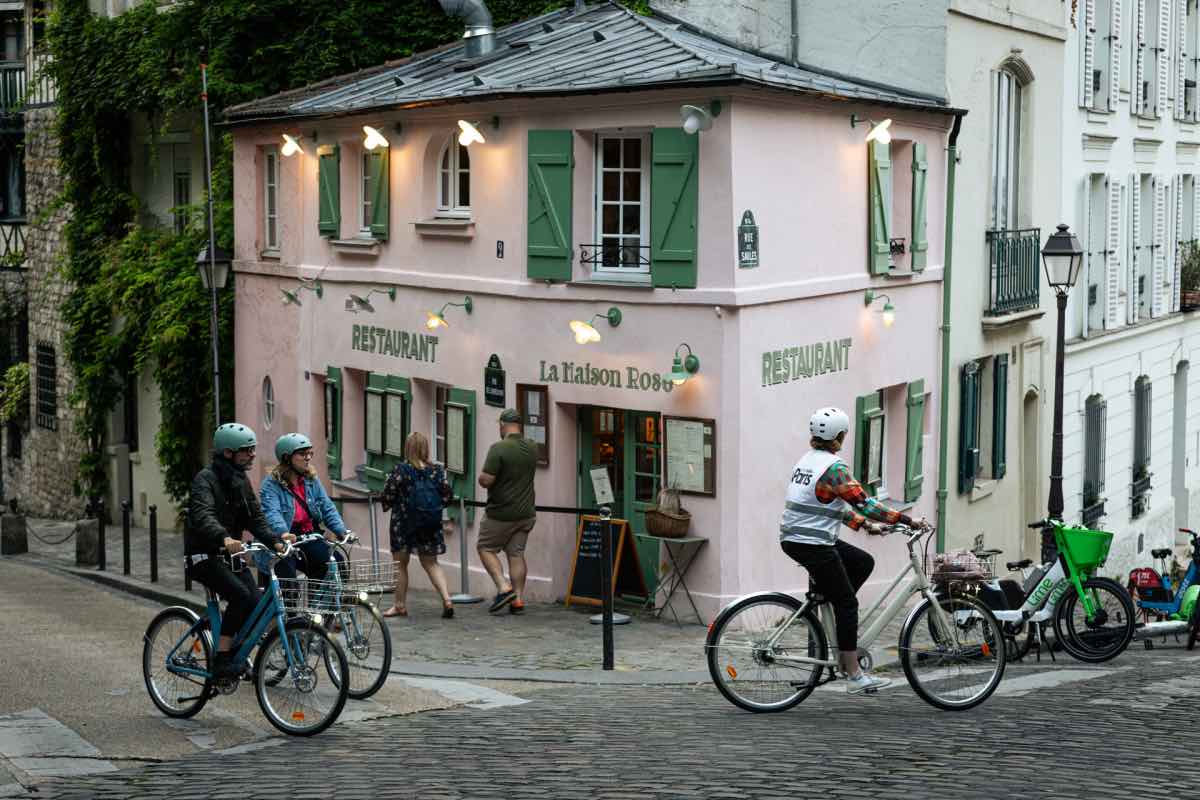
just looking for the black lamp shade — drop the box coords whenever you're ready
[196,245,233,290]
[1040,223,1084,290]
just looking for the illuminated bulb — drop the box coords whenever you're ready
[363,125,389,151]
[281,134,303,157]
[882,303,896,327]
[569,320,601,344]
[425,311,448,330]
[457,119,485,147]
[864,118,892,144]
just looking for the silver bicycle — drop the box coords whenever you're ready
[705,524,1007,712]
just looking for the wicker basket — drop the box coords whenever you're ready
[645,507,691,538]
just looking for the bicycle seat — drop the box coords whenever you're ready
[1151,548,1173,559]
[1006,559,1033,571]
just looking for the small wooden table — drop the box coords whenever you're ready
[633,533,708,625]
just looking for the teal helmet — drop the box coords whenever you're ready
[275,432,313,462]
[213,423,257,452]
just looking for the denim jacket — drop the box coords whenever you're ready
[260,474,347,537]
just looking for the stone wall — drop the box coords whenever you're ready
[21,105,86,519]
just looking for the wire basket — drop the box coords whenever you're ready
[277,577,349,615]
[925,550,995,586]
[339,559,396,594]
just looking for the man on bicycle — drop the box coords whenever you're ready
[780,407,926,694]
[185,423,289,680]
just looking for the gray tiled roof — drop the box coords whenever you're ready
[226,2,952,123]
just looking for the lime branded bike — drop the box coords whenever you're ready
[706,524,1006,713]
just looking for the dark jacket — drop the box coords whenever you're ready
[185,456,279,557]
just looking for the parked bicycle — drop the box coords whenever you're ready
[141,540,350,736]
[706,523,1007,713]
[1127,528,1200,651]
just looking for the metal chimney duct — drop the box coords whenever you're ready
[436,0,496,58]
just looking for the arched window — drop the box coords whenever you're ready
[437,138,470,217]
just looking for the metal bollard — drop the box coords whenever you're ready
[450,496,483,604]
[96,497,106,572]
[148,505,158,583]
[600,505,615,671]
[121,500,131,576]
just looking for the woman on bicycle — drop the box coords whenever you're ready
[780,407,927,695]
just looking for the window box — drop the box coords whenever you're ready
[330,237,380,255]
[1130,473,1152,519]
[1082,500,1106,528]
[413,219,475,239]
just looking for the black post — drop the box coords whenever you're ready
[121,500,131,576]
[1047,291,1068,521]
[599,505,614,671]
[149,505,158,583]
[95,497,106,572]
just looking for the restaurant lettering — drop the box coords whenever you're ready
[351,324,439,362]
[539,360,673,393]
[761,338,853,387]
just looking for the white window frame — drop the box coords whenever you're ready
[592,132,651,280]
[360,149,373,234]
[264,147,278,251]
[433,385,450,465]
[990,69,1022,231]
[436,138,471,219]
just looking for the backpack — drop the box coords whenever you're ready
[1127,567,1170,603]
[408,466,444,530]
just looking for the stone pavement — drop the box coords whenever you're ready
[9,516,911,683]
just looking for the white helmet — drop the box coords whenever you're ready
[809,407,850,441]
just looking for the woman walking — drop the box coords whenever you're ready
[380,431,455,618]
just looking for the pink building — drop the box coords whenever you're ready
[227,3,958,620]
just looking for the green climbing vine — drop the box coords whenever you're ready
[44,0,621,506]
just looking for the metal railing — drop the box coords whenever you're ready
[985,227,1041,316]
[580,242,650,270]
[0,221,25,268]
[0,62,25,113]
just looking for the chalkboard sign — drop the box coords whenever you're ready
[565,516,647,608]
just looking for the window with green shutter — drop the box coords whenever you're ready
[367,148,389,240]
[527,130,574,282]
[854,391,885,496]
[904,379,926,502]
[650,127,698,289]
[318,144,340,237]
[959,361,982,493]
[324,366,342,480]
[868,140,892,275]
[991,354,1008,479]
[446,387,476,524]
[910,142,928,271]
[363,373,409,492]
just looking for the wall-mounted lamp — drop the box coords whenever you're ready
[363,125,390,151]
[457,119,488,146]
[864,289,896,327]
[281,280,323,307]
[850,115,893,144]
[666,343,701,386]
[281,133,304,157]
[347,286,397,313]
[680,100,722,135]
[425,295,473,330]
[569,307,622,344]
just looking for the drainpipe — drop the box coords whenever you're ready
[436,0,496,58]
[790,0,800,66]
[935,113,965,552]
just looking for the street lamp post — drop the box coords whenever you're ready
[1040,223,1085,522]
[198,62,229,429]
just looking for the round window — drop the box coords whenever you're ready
[262,376,275,430]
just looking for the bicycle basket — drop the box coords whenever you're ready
[1055,526,1112,573]
[341,559,396,594]
[926,549,994,585]
[277,577,347,615]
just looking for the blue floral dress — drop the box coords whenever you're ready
[380,462,452,555]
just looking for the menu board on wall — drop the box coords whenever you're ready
[664,416,716,496]
[446,403,467,475]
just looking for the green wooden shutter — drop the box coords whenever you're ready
[868,140,892,275]
[325,366,342,480]
[992,354,1008,479]
[318,145,340,237]
[854,391,884,495]
[447,387,477,524]
[650,128,699,289]
[959,362,981,494]
[527,130,573,282]
[910,142,928,271]
[904,379,926,502]
[369,149,389,240]
[364,374,409,492]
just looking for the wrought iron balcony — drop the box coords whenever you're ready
[985,227,1041,316]
[0,220,25,268]
[1130,472,1152,519]
[0,62,25,114]
[580,242,650,270]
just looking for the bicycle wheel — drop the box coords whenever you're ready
[142,607,212,719]
[327,599,392,700]
[705,593,828,713]
[899,593,1006,711]
[1186,596,1199,651]
[255,619,349,736]
[1053,577,1135,663]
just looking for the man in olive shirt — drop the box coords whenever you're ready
[477,408,538,613]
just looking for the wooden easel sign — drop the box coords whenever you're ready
[565,515,647,608]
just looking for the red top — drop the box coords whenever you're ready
[291,481,314,533]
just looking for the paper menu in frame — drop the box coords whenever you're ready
[663,416,716,496]
[446,402,467,475]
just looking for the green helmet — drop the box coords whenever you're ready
[275,432,313,462]
[213,423,257,452]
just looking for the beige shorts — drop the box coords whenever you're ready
[477,515,537,555]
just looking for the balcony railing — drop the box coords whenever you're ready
[0,62,25,113]
[0,221,26,268]
[986,227,1041,316]
[0,54,55,113]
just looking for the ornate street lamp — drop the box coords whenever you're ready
[1041,223,1084,522]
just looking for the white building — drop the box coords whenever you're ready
[1061,0,1200,574]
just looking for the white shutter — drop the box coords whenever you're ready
[1193,173,1200,244]
[1111,0,1125,112]
[1135,0,1148,114]
[1159,0,1172,116]
[1106,176,1123,328]
[1084,0,1097,108]
[1176,0,1188,119]
[1174,174,1184,311]
[1152,175,1167,316]
[1131,174,1142,323]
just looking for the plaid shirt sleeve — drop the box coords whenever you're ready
[814,461,912,530]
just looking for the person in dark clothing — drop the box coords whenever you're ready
[184,422,287,679]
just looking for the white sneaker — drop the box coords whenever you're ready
[845,672,892,695]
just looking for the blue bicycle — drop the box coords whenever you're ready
[141,540,350,736]
[1130,528,1200,652]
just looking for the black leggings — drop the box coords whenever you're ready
[188,557,260,641]
[781,539,875,651]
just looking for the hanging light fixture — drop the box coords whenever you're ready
[425,296,474,330]
[666,343,701,386]
[347,286,397,313]
[280,134,303,157]
[568,307,622,344]
[864,289,896,326]
[363,125,390,151]
[457,119,486,146]
[850,115,893,144]
[280,281,323,307]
